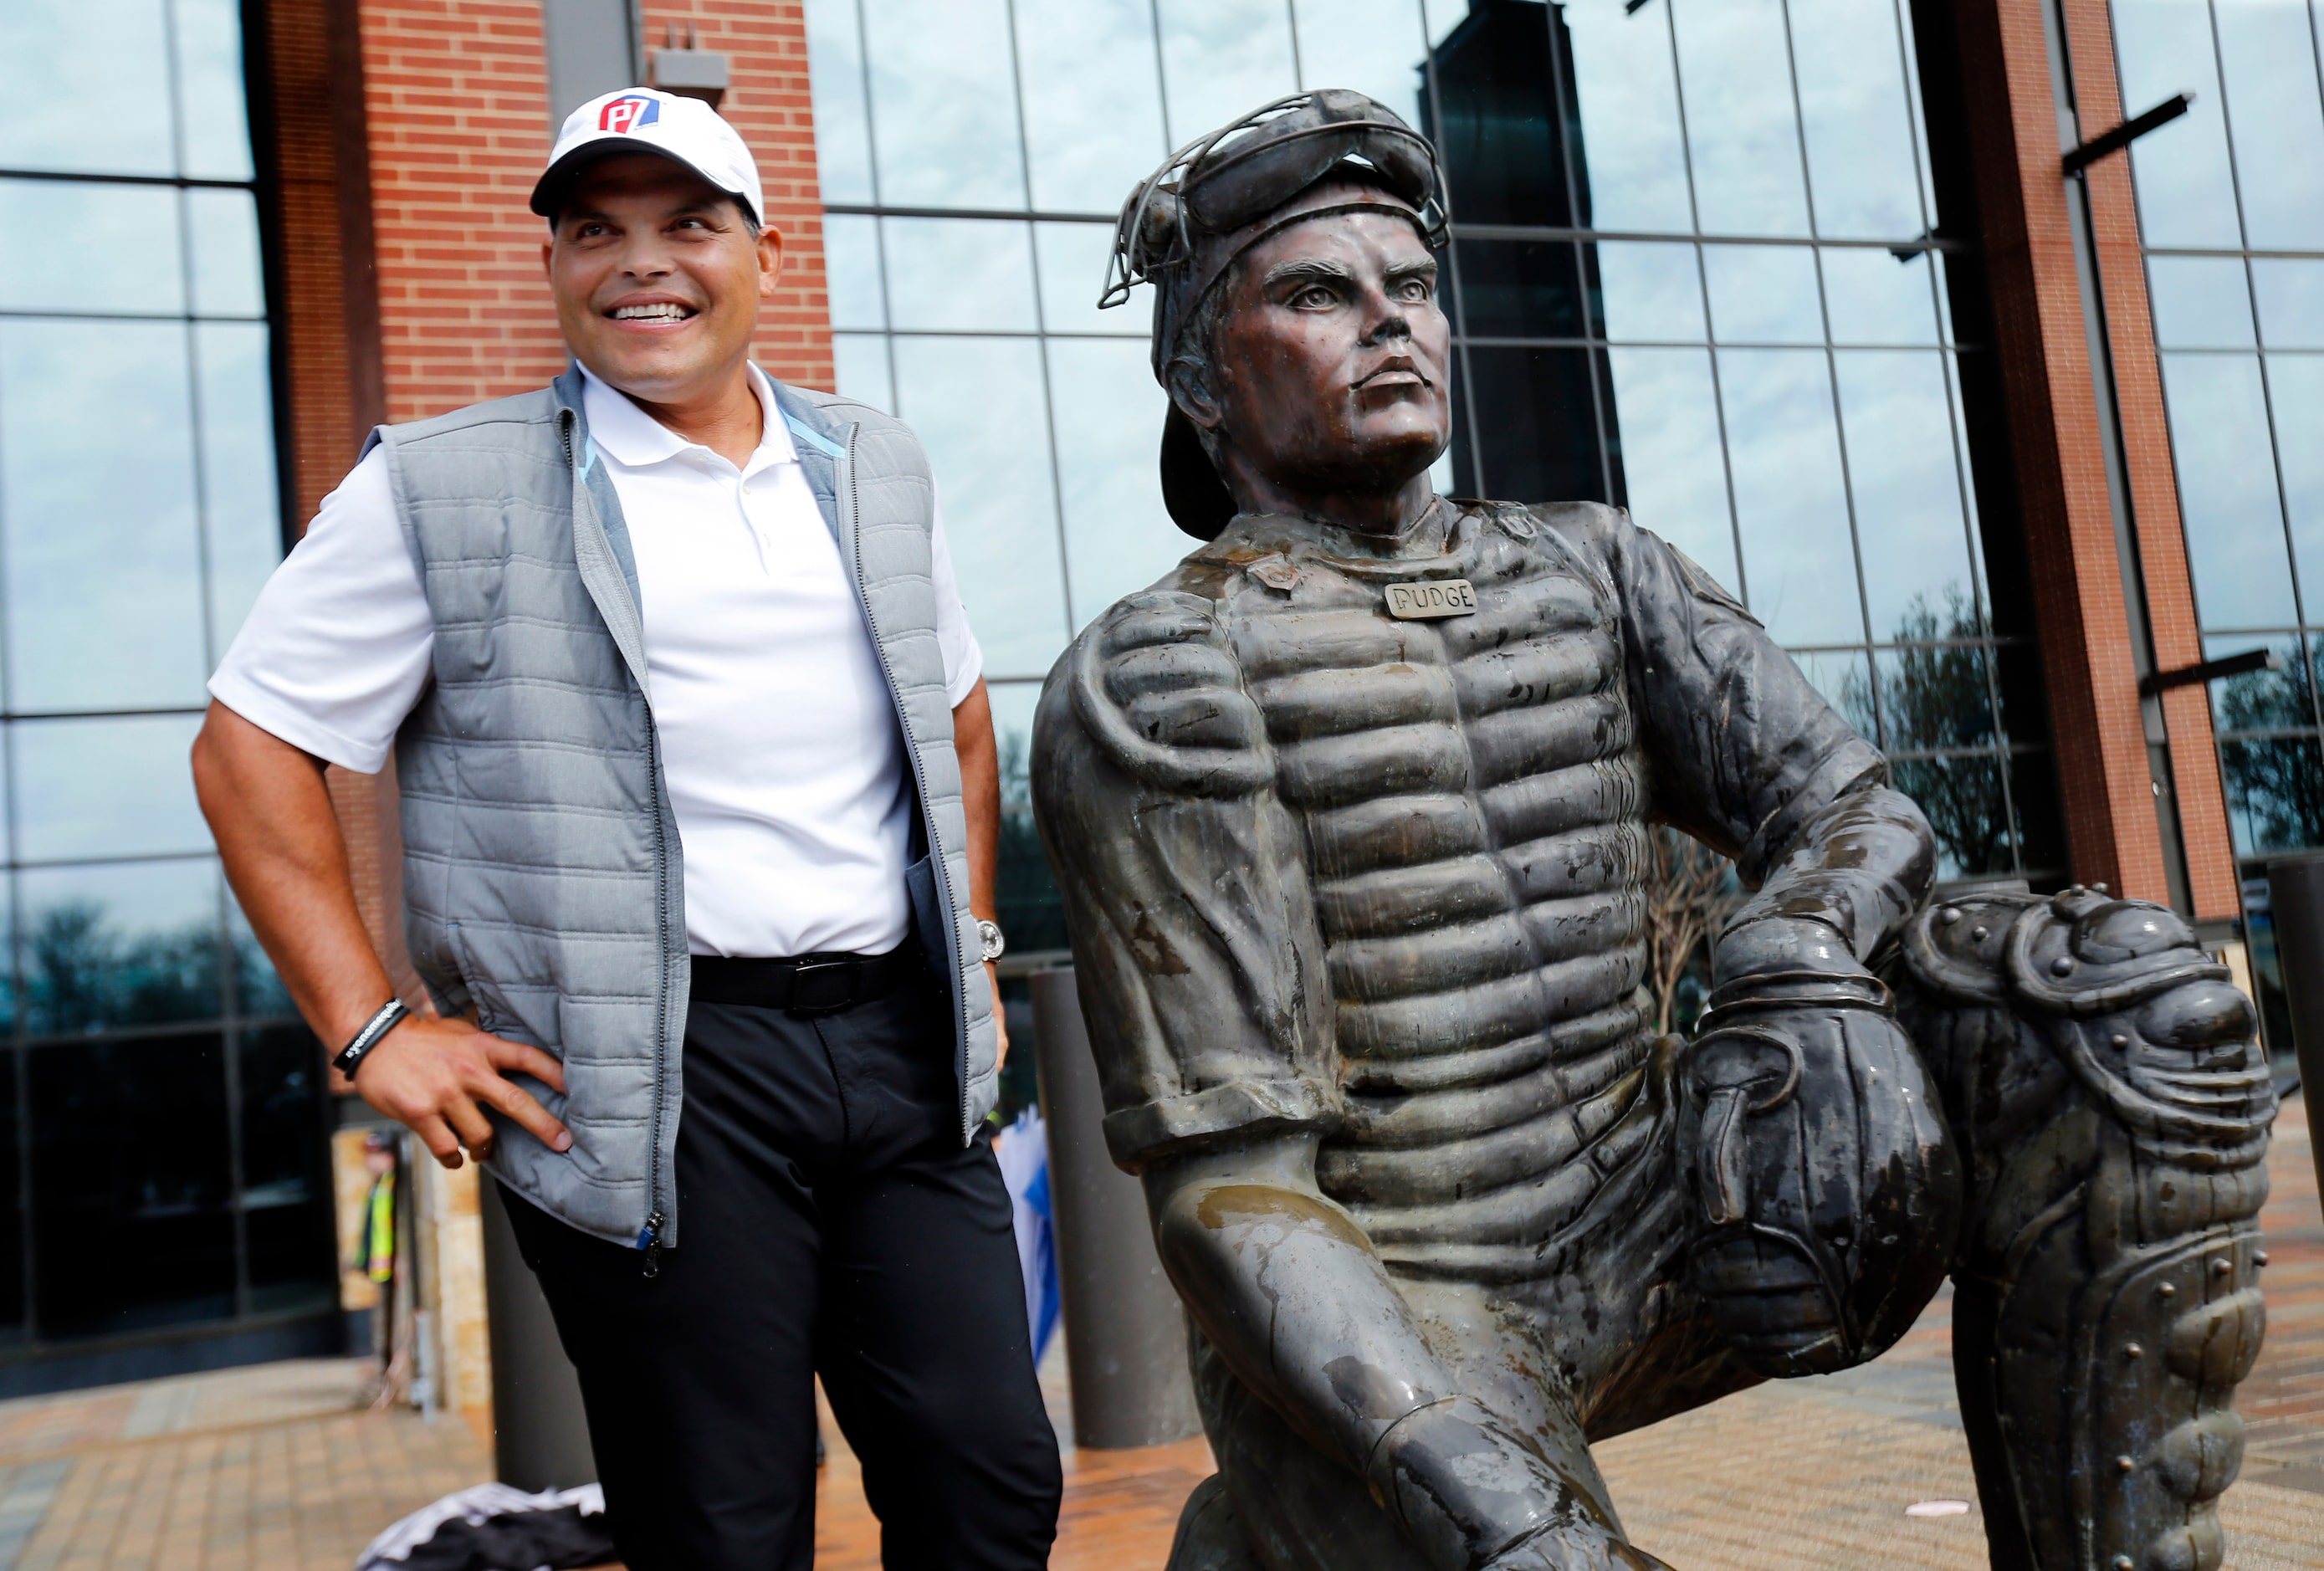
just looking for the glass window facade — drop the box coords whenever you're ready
[0,0,334,1362]
[806,0,2066,951]
[2113,0,2324,872]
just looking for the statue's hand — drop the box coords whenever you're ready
[1679,958,1958,1379]
[1068,592,1272,796]
[1367,1395,1658,1571]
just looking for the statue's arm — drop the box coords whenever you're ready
[1596,511,1935,974]
[1144,1138,1650,1569]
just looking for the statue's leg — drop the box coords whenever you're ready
[1891,888,2275,1571]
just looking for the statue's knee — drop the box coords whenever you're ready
[1677,973,1958,1379]
[1890,888,2275,1570]
[1893,888,2276,1207]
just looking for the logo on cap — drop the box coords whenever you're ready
[599,95,661,134]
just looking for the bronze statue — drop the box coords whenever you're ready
[1034,91,2274,1571]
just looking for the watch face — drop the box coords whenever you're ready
[978,920,1006,962]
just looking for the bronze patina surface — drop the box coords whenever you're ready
[1034,91,2273,1571]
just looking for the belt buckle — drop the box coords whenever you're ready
[787,956,856,1018]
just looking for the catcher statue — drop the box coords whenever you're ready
[1034,91,2274,1571]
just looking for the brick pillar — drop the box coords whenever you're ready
[1951,0,2237,919]
[2053,0,2240,923]
[253,0,416,1000]
[355,0,833,421]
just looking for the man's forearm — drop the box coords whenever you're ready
[193,701,572,1163]
[953,678,1001,923]
[192,701,397,1049]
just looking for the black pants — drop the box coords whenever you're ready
[502,976,1062,1571]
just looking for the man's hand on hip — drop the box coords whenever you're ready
[349,1014,572,1169]
[986,959,1010,1072]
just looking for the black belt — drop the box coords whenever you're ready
[690,944,920,1016]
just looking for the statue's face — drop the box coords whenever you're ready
[1201,202,1451,506]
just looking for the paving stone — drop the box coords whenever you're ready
[0,1109,2315,1568]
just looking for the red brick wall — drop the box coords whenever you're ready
[258,0,384,525]
[355,0,833,427]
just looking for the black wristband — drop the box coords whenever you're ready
[333,999,410,1080]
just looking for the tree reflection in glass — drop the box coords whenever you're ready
[2214,640,2324,857]
[1845,587,2015,879]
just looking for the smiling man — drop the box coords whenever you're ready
[192,89,1060,1571]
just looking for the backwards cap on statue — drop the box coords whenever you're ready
[1037,90,2275,1571]
[1101,90,1451,542]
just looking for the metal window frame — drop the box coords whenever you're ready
[0,7,331,1359]
[814,0,2058,882]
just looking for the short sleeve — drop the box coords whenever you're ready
[207,448,435,773]
[928,492,985,708]
[1031,601,1339,1171]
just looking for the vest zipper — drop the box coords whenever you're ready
[562,407,677,1270]
[835,427,975,1145]
[642,693,675,1275]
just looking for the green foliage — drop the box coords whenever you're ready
[15,900,289,1036]
[2212,644,2324,856]
[1845,588,2017,879]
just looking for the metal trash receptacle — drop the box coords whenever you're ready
[2266,853,2324,1202]
[1028,967,1203,1450]
[479,1176,598,1492]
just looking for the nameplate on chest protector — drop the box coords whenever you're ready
[1384,579,1478,620]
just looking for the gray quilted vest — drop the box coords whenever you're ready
[366,366,999,1251]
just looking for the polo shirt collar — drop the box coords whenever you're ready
[577,361,798,471]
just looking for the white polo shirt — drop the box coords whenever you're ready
[210,366,984,959]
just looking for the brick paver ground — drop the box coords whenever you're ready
[0,1101,2316,1569]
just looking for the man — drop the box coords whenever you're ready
[195,88,1061,1571]
[1036,92,2270,1570]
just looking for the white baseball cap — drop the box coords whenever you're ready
[531,88,764,227]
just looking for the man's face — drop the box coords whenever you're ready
[544,154,781,401]
[1200,203,1451,502]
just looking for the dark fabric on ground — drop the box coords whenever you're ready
[388,1505,616,1570]
[503,976,1061,1571]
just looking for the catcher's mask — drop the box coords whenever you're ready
[1100,90,1451,540]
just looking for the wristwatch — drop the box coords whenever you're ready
[977,919,1006,965]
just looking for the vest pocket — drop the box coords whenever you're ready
[903,852,946,979]
[444,919,501,1034]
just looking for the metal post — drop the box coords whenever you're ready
[2266,854,2324,1205]
[1028,968,1203,1450]
[479,1177,599,1491]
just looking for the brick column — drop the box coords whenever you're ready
[356,0,833,422]
[2054,0,2240,923]
[252,0,412,995]
[1950,0,2235,919]
[252,0,386,524]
